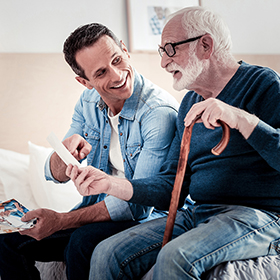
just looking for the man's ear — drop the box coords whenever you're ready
[198,34,213,59]
[75,76,94,89]
[120,40,130,58]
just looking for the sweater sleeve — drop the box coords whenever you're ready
[247,120,280,173]
[245,76,280,173]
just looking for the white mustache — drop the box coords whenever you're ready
[166,63,183,73]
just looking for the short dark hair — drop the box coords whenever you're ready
[63,23,122,79]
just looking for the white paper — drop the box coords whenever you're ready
[47,132,81,167]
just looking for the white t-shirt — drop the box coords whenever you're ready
[107,109,125,178]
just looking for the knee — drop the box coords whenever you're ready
[92,237,127,274]
[91,239,112,268]
[154,242,195,278]
[156,243,183,268]
[89,239,117,279]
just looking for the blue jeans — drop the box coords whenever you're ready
[0,220,139,280]
[90,204,280,280]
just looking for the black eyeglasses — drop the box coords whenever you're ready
[158,35,203,57]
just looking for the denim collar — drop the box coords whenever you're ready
[98,97,107,111]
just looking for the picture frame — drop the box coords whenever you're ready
[126,0,201,53]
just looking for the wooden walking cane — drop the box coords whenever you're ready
[162,117,230,247]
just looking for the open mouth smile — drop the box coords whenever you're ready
[170,70,180,79]
[166,64,180,78]
[111,72,128,89]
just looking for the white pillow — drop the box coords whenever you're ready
[0,148,38,209]
[28,141,83,212]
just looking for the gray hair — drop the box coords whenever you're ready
[168,6,233,64]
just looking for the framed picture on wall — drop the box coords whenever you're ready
[126,0,200,53]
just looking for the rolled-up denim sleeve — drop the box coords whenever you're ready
[104,196,134,221]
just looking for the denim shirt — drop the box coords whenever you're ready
[45,69,178,221]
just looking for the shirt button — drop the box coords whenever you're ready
[104,145,107,149]
[130,153,132,157]
[120,132,123,136]
[85,133,88,137]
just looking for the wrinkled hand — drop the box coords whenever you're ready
[66,165,111,196]
[184,98,259,139]
[20,209,62,241]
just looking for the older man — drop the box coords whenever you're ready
[0,23,179,280]
[66,6,280,280]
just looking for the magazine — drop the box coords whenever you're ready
[0,199,36,234]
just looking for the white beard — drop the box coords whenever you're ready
[168,53,208,91]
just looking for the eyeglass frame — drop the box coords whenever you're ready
[158,35,204,58]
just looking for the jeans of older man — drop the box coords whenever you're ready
[89,204,280,280]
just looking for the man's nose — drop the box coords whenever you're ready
[161,53,172,69]
[110,67,122,81]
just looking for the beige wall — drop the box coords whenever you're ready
[0,53,279,154]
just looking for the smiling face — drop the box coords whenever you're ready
[75,35,134,115]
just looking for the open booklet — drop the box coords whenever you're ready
[0,199,36,234]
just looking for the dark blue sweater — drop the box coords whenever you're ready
[129,62,280,213]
